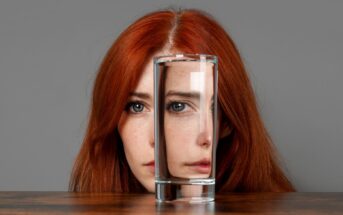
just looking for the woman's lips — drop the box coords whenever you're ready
[185,159,211,174]
[143,161,155,173]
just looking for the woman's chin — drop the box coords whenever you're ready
[146,183,155,193]
[140,179,155,193]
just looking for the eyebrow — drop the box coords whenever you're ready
[166,90,214,101]
[129,92,151,100]
[166,90,200,99]
[130,91,214,101]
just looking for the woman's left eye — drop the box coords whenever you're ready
[166,102,191,113]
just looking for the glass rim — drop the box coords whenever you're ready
[153,53,218,64]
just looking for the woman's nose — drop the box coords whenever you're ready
[196,130,212,148]
[196,113,213,148]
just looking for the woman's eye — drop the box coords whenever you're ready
[171,102,185,112]
[126,102,145,113]
[166,102,190,113]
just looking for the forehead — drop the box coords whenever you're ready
[165,61,214,91]
[134,60,214,94]
[165,61,213,72]
[133,60,154,93]
[132,50,174,93]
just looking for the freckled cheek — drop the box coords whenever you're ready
[165,116,198,148]
[164,117,198,177]
[120,118,150,151]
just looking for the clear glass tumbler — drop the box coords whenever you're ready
[153,53,218,203]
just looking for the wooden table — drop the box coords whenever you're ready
[0,192,342,214]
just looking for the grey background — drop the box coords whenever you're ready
[0,0,342,192]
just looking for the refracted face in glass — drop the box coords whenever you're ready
[163,61,215,179]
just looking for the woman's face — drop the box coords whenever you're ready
[118,55,157,192]
[164,61,215,179]
[118,52,221,192]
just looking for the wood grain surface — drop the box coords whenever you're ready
[0,192,343,214]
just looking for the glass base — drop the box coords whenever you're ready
[155,180,215,203]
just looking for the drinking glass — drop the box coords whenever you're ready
[153,53,218,203]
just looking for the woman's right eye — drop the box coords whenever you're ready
[125,102,145,113]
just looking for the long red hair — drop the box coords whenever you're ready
[69,7,295,192]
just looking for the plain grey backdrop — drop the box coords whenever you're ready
[0,0,342,192]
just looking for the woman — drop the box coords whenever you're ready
[69,7,295,193]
